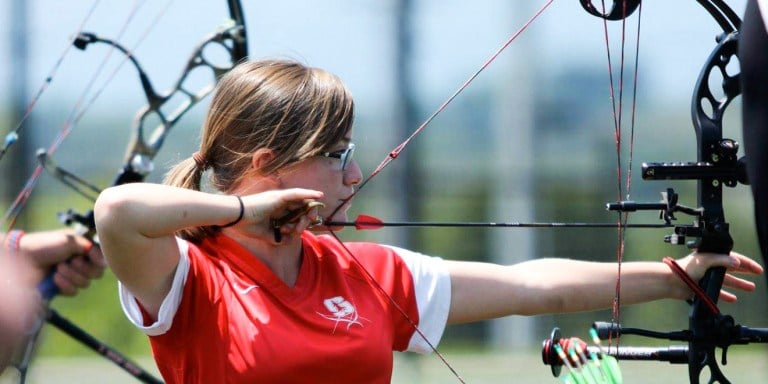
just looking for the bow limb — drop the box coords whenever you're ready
[580,0,641,20]
[85,0,249,183]
[7,3,250,383]
[122,0,248,163]
[41,0,249,233]
[2,1,248,230]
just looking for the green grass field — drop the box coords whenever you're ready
[2,347,766,383]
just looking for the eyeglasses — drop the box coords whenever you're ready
[321,143,355,171]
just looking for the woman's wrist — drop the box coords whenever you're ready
[220,195,245,228]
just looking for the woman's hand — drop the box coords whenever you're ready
[232,188,325,243]
[674,251,764,303]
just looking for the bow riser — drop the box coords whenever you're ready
[688,30,739,384]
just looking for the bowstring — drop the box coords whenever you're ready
[598,0,626,349]
[323,1,556,381]
[2,0,179,231]
[322,1,560,382]
[334,0,555,214]
[599,0,642,352]
[0,0,102,164]
[617,0,641,347]
[326,230,467,383]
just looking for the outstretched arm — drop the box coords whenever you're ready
[445,252,763,324]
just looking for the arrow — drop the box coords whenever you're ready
[589,328,622,384]
[324,214,673,231]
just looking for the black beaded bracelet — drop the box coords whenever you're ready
[221,195,244,228]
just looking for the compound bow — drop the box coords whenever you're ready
[320,1,765,383]
[543,1,768,384]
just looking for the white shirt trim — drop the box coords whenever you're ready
[384,245,451,354]
[118,237,190,336]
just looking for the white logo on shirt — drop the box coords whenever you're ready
[317,296,370,333]
[233,281,259,295]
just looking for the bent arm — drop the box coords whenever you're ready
[95,183,324,319]
[94,183,245,318]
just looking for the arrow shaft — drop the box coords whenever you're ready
[325,221,671,229]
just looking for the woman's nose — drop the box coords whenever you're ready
[344,160,363,186]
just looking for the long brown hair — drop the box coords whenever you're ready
[165,59,355,241]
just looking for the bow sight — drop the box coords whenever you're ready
[543,1,768,383]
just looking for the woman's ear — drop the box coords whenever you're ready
[232,149,279,194]
[251,148,277,176]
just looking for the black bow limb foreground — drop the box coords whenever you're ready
[45,0,248,298]
[543,1,768,384]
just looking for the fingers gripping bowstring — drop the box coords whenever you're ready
[327,1,555,382]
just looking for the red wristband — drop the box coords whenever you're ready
[4,229,25,254]
[662,256,719,315]
[83,240,93,255]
